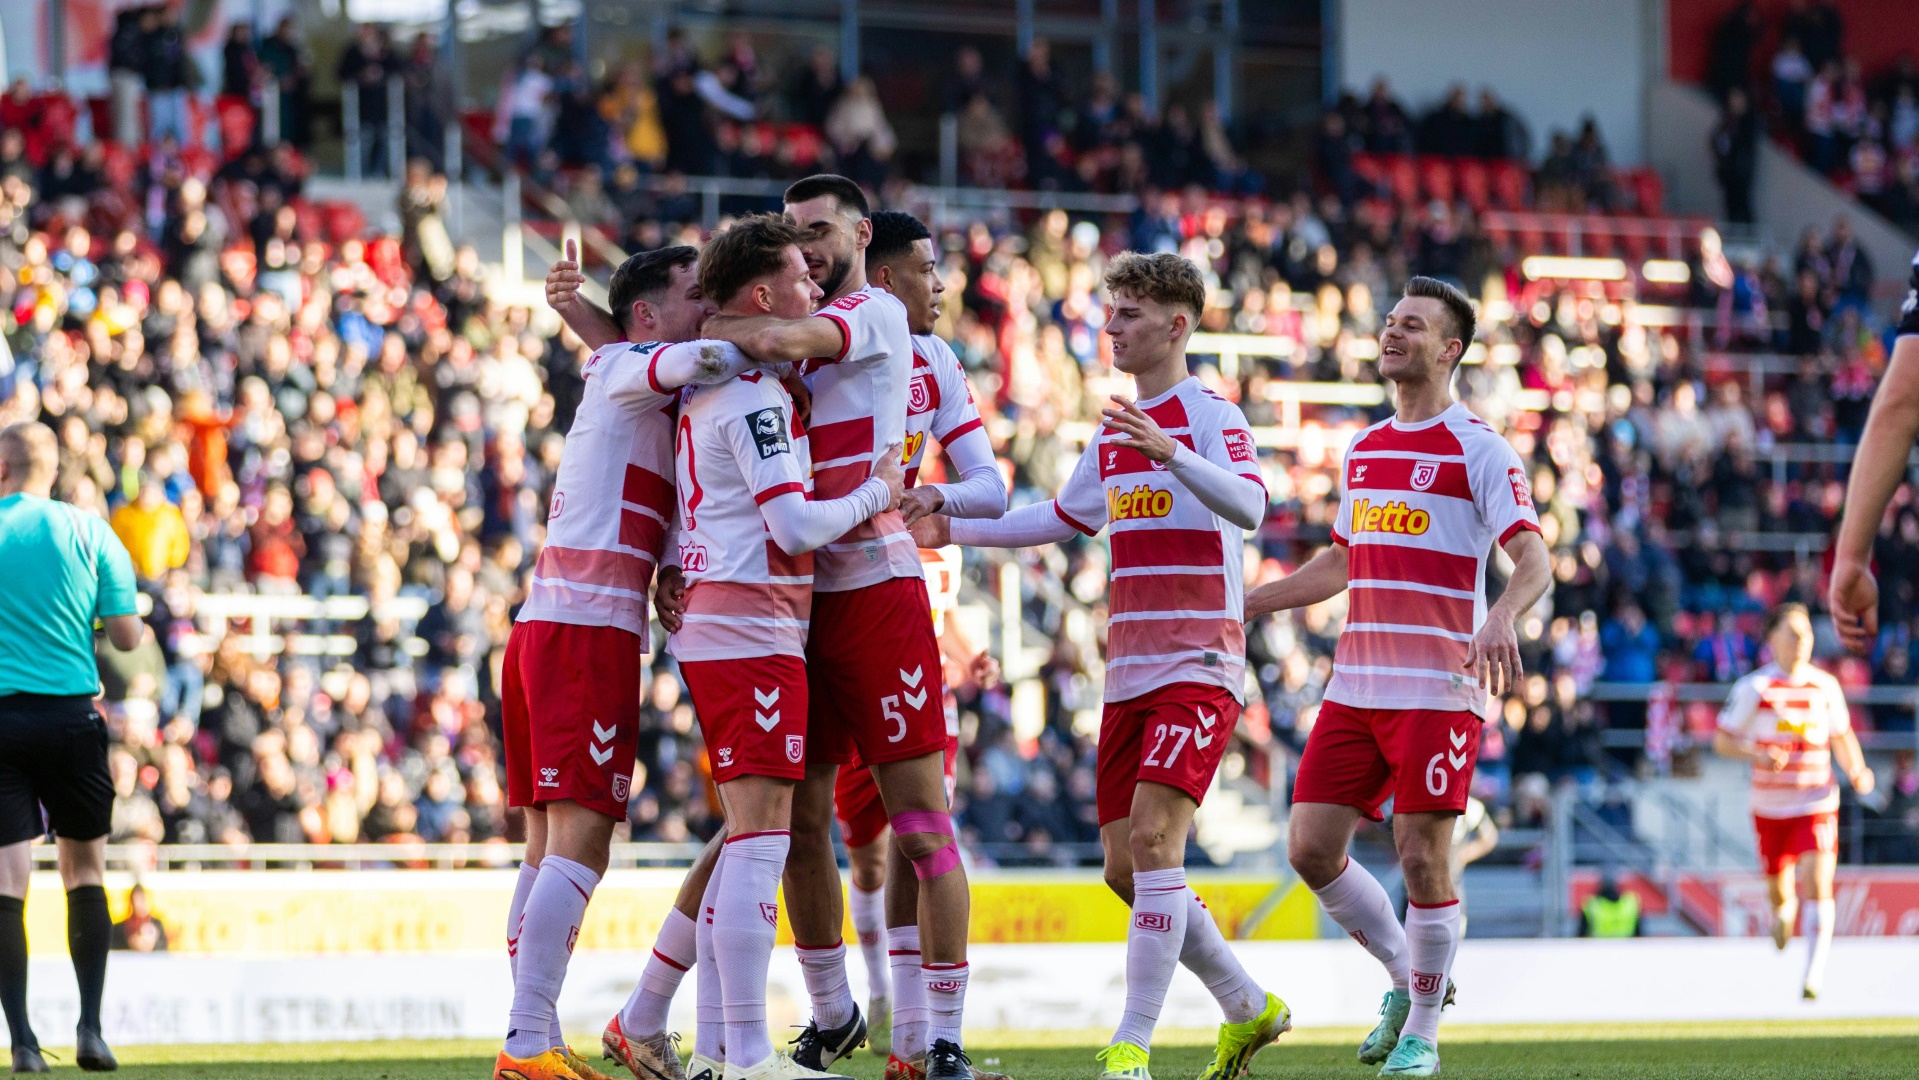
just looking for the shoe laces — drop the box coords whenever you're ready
[928,1040,971,1070]
[1094,1043,1144,1069]
[788,1021,824,1055]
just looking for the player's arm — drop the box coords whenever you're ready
[96,523,145,651]
[655,510,686,635]
[1244,544,1349,622]
[904,427,1007,524]
[546,240,623,350]
[914,498,1084,550]
[1831,726,1876,796]
[702,312,847,366]
[1711,680,1790,769]
[1465,528,1551,698]
[1831,333,1919,652]
[1101,396,1266,530]
[759,447,902,554]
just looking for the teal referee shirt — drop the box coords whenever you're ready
[0,493,139,696]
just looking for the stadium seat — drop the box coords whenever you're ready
[1420,156,1457,204]
[1456,158,1491,213]
[1491,160,1529,209]
[214,96,256,159]
[1385,154,1419,207]
[1580,215,1616,257]
[322,202,368,245]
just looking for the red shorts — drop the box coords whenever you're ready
[1096,683,1240,826]
[679,655,810,784]
[834,737,959,848]
[806,576,946,767]
[502,620,642,821]
[1754,811,1839,876]
[1293,701,1481,821]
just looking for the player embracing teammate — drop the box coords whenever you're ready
[1244,276,1552,1078]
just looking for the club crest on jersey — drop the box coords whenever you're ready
[1410,460,1440,491]
[747,408,789,458]
[1108,484,1174,521]
[1350,497,1430,535]
[908,374,933,413]
[786,734,805,763]
[612,773,631,801]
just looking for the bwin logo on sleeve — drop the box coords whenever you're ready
[747,408,789,458]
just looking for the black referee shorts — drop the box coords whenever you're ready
[0,694,113,847]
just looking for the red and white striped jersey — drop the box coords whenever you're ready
[1326,403,1540,717]
[1717,663,1853,818]
[801,286,922,592]
[904,334,985,487]
[520,339,689,644]
[1052,377,1264,704]
[666,373,815,662]
[920,544,964,635]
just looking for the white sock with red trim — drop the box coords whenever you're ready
[850,883,890,1001]
[621,906,697,1037]
[922,961,968,1048]
[889,924,929,1059]
[695,857,728,1061]
[715,832,790,1068]
[1180,890,1264,1023]
[797,939,857,1029]
[1113,867,1189,1049]
[506,855,598,1059]
[1402,899,1460,1045]
[1310,860,1410,991]
[506,861,537,979]
[1803,898,1836,994]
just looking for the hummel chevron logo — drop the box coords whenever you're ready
[1448,728,1469,749]
[589,719,616,765]
[590,744,614,765]
[903,687,928,710]
[900,666,924,688]
[1448,748,1469,770]
[1193,727,1215,750]
[755,687,780,708]
[754,686,782,730]
[1196,708,1218,729]
[1446,727,1469,769]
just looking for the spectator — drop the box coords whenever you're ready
[111,473,191,581]
[221,23,260,101]
[1475,89,1528,161]
[823,76,896,190]
[1713,88,1760,224]
[257,17,313,149]
[109,885,169,952]
[1708,1,1760,102]
[338,23,396,176]
[143,6,195,146]
[788,45,842,128]
[1417,86,1478,156]
[108,6,149,146]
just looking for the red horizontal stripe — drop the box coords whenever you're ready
[652,948,689,972]
[938,416,984,442]
[1142,397,1189,428]
[795,941,845,952]
[1499,519,1542,546]
[1347,541,1479,593]
[1335,628,1470,671]
[754,482,806,505]
[1107,616,1242,659]
[1055,501,1097,536]
[1110,527,1223,569]
[1348,585,1474,636]
[765,538,812,579]
[623,465,675,514]
[1098,436,1195,480]
[533,546,655,591]
[686,580,813,621]
[620,509,668,557]
[1354,423,1464,456]
[812,460,871,499]
[1347,458,1473,502]
[809,416,874,464]
[1408,898,1460,909]
[1111,572,1227,615]
[727,829,793,842]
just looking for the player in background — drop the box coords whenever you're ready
[913,252,1289,1080]
[699,177,973,1080]
[1829,247,1919,653]
[828,210,1008,1078]
[497,244,769,1080]
[1712,603,1874,999]
[1243,277,1551,1078]
[670,215,906,1080]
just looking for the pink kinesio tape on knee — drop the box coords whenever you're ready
[890,811,960,879]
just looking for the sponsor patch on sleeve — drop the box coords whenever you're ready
[748,408,790,458]
[1508,467,1534,509]
[1223,429,1256,463]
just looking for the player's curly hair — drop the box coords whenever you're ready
[698,214,812,307]
[1103,251,1207,322]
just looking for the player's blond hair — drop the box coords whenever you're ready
[1103,251,1207,322]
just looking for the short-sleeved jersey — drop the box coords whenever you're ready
[0,493,138,696]
[1717,662,1853,818]
[1898,246,1919,337]
[1324,403,1541,717]
[1051,377,1265,704]
[520,338,689,644]
[903,334,986,488]
[800,286,922,592]
[667,373,816,662]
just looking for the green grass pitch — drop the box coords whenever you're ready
[24,1020,1919,1079]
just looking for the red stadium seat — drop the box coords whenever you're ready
[1491,160,1529,209]
[1580,216,1616,257]
[1456,158,1491,213]
[323,202,368,245]
[1350,152,1386,196]
[99,142,136,190]
[214,96,256,159]
[1629,169,1665,216]
[1419,156,1456,204]
[1385,154,1419,207]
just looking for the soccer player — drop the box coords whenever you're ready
[914,252,1289,1080]
[700,177,973,1080]
[497,243,766,1080]
[1830,246,1919,653]
[669,214,906,1080]
[1243,276,1551,1078]
[831,210,1007,1078]
[1712,603,1874,999]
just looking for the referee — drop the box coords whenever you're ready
[0,422,141,1073]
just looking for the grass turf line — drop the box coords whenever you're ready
[38,1021,1919,1080]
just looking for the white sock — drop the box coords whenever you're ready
[715,832,790,1068]
[1803,898,1836,993]
[1181,891,1264,1023]
[923,962,968,1048]
[889,924,929,1060]
[507,861,538,976]
[797,939,856,1029]
[506,855,598,1059]
[622,906,697,1037]
[851,883,890,1001]
[1311,859,1411,991]
[1112,867,1189,1049]
[695,858,728,1061]
[1402,900,1461,1045]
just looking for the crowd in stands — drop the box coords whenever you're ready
[2,17,1917,870]
[1705,0,1919,230]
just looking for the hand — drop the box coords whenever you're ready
[1830,556,1880,654]
[872,443,906,509]
[967,649,1001,690]
[1099,396,1180,463]
[780,372,812,429]
[654,566,687,635]
[1760,743,1791,771]
[1852,767,1877,796]
[545,240,587,312]
[900,485,946,525]
[1464,613,1522,697]
[910,513,952,549]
